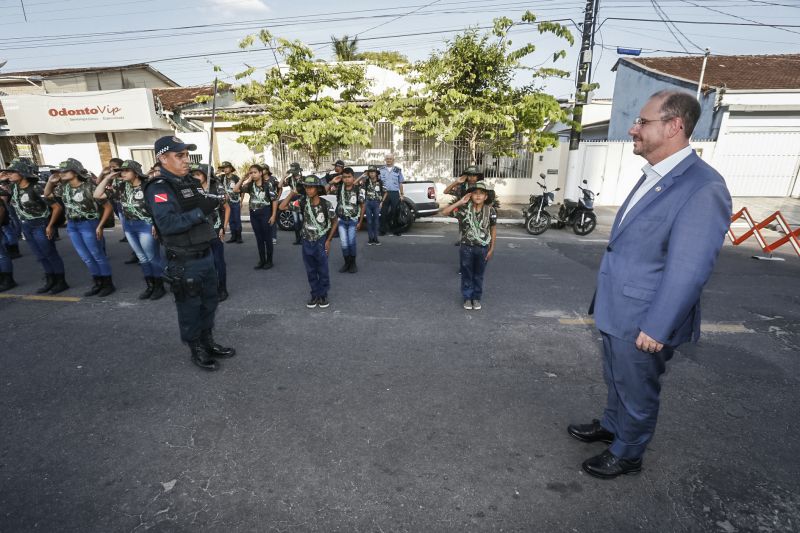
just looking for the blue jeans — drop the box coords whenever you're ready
[2,210,20,245]
[21,219,65,275]
[302,238,329,298]
[0,230,11,273]
[337,217,358,257]
[365,200,381,240]
[229,202,242,233]
[210,237,226,287]
[460,244,488,300]
[124,219,163,278]
[600,332,674,460]
[250,207,273,261]
[67,219,112,277]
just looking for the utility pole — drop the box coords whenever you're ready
[563,0,600,201]
[696,48,710,101]
[207,76,219,172]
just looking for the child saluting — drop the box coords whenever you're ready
[439,181,497,310]
[279,175,338,309]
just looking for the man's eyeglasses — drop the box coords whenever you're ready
[633,116,675,127]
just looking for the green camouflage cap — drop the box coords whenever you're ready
[114,160,147,178]
[190,163,213,178]
[300,175,325,188]
[366,164,379,173]
[219,161,234,169]
[466,180,495,203]
[53,158,89,178]
[1,158,39,180]
[462,165,481,175]
[287,162,303,175]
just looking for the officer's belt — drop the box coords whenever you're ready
[165,248,210,261]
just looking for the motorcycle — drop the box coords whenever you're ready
[554,180,598,236]
[523,178,559,235]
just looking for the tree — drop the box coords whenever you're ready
[357,50,410,73]
[376,12,575,166]
[331,35,359,61]
[228,30,375,171]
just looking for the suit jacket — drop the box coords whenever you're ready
[590,150,732,346]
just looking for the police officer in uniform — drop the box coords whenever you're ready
[144,136,235,371]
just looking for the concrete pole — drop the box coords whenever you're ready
[696,49,710,101]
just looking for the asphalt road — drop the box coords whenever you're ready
[1,220,798,532]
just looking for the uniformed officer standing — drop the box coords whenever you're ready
[144,136,235,371]
[379,154,405,236]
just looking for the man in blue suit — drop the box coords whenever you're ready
[568,90,732,479]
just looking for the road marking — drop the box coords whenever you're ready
[0,293,82,303]
[401,234,445,238]
[579,239,609,243]
[556,317,753,334]
[497,236,539,240]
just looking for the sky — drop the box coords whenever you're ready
[1,0,799,100]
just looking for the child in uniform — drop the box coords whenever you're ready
[279,175,337,308]
[439,181,497,310]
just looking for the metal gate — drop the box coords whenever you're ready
[712,131,800,196]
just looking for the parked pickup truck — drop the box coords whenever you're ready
[275,165,439,233]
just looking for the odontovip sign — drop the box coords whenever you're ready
[0,89,167,135]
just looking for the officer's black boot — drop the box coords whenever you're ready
[138,277,154,300]
[49,273,69,294]
[8,244,21,259]
[0,272,17,292]
[37,274,55,294]
[263,253,273,270]
[236,231,243,244]
[218,283,229,302]
[189,340,218,370]
[84,276,103,297]
[226,232,237,243]
[149,277,166,300]
[201,329,236,358]
[97,275,116,297]
[348,256,358,274]
[254,253,266,269]
[339,256,351,273]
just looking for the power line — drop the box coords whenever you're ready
[678,0,800,35]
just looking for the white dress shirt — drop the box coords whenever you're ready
[620,145,694,223]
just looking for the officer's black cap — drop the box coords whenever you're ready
[154,136,197,158]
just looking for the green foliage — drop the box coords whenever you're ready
[331,35,360,61]
[228,32,375,170]
[356,50,410,73]
[376,12,574,165]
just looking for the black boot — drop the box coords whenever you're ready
[97,275,116,297]
[226,232,237,243]
[149,277,166,300]
[218,283,229,302]
[0,272,17,292]
[263,254,273,270]
[235,231,243,244]
[348,256,358,274]
[138,277,154,300]
[49,273,69,294]
[339,256,351,273]
[254,256,266,269]
[37,274,56,294]
[125,252,139,265]
[84,276,103,297]
[189,340,218,370]
[7,244,21,259]
[201,330,236,358]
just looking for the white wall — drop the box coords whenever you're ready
[111,130,172,160]
[38,133,103,175]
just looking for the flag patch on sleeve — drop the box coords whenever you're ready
[154,193,168,203]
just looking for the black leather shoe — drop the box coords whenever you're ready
[254,260,266,270]
[568,419,615,444]
[201,331,236,358]
[189,341,218,371]
[582,449,642,479]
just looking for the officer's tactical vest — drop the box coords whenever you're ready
[145,176,216,251]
